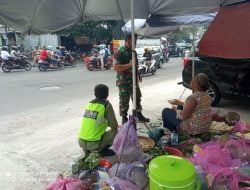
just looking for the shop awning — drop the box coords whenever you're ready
[199,2,250,59]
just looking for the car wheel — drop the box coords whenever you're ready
[207,82,221,106]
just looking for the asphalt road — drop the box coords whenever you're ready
[0,58,249,189]
[0,59,180,116]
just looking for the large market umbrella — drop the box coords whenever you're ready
[0,0,230,34]
[122,13,216,36]
[0,0,245,112]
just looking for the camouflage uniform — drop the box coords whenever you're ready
[114,46,142,117]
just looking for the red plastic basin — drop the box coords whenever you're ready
[164,147,184,157]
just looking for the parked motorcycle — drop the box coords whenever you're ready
[138,58,156,75]
[1,55,32,73]
[86,54,112,71]
[64,53,76,67]
[38,59,64,71]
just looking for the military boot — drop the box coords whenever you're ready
[137,112,150,123]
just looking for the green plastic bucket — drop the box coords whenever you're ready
[149,155,201,190]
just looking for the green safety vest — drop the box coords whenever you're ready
[79,101,108,141]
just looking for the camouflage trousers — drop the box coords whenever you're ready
[118,84,142,116]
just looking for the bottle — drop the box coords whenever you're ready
[171,131,178,146]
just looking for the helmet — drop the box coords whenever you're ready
[60,46,65,50]
[2,46,8,51]
[47,46,52,50]
[144,48,149,52]
[99,44,106,50]
[12,46,17,50]
[34,45,39,49]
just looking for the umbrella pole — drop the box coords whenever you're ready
[130,0,137,117]
[192,25,195,79]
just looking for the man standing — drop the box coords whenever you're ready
[113,34,150,124]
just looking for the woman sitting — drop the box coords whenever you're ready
[162,73,212,136]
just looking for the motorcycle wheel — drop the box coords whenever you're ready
[2,63,12,73]
[88,64,94,71]
[38,65,47,72]
[71,60,76,67]
[105,64,111,70]
[151,67,156,75]
[158,60,163,69]
[24,63,32,71]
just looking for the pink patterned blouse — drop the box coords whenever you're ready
[180,92,212,135]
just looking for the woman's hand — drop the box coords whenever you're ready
[168,99,183,106]
[172,106,177,112]
[174,99,184,106]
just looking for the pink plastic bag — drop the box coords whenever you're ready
[106,177,140,190]
[197,141,222,150]
[196,145,241,172]
[112,116,142,162]
[209,168,250,190]
[45,177,90,190]
[234,121,250,133]
[224,139,250,161]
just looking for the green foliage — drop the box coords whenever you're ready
[56,20,118,42]
[169,27,199,43]
[169,29,190,43]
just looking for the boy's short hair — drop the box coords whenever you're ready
[94,84,109,99]
[125,33,138,41]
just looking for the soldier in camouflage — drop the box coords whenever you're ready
[113,34,150,124]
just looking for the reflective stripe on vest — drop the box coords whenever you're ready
[79,102,108,141]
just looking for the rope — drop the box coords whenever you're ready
[114,0,126,24]
[179,87,187,101]
[114,0,130,35]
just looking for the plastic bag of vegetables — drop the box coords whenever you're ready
[112,116,142,162]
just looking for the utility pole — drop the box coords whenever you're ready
[4,25,8,46]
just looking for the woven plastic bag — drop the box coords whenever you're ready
[112,116,142,162]
[45,176,90,190]
[195,145,241,173]
[109,162,148,189]
[224,139,250,161]
[106,177,140,190]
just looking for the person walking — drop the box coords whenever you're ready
[113,34,150,124]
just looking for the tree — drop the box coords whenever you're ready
[169,27,199,43]
[56,21,118,43]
